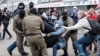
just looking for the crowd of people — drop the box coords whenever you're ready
[0,1,100,56]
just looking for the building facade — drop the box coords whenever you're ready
[37,0,100,11]
[0,0,100,11]
[0,0,38,11]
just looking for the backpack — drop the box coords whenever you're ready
[84,19,100,35]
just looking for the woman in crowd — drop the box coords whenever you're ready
[87,8,98,53]
[62,10,98,56]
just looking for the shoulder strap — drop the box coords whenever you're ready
[83,18,91,30]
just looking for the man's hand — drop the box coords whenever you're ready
[61,33,66,38]
[46,33,51,37]
[17,32,25,35]
[61,26,67,28]
[4,13,7,16]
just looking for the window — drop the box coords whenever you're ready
[38,0,62,3]
[50,0,62,2]
[38,0,50,3]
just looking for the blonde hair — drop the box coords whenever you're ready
[89,8,95,13]
[77,10,85,16]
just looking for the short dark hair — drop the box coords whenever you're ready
[30,8,37,15]
[3,7,7,12]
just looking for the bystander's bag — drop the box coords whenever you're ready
[84,19,100,35]
[88,19,100,34]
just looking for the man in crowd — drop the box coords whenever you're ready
[13,2,25,17]
[22,8,48,56]
[13,9,28,56]
[68,6,78,24]
[7,2,27,56]
[61,11,78,56]
[0,7,12,40]
[24,2,35,46]
[25,2,35,16]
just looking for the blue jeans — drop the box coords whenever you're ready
[53,38,66,56]
[75,34,97,56]
[53,43,60,56]
[7,41,16,52]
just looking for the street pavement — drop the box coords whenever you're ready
[0,19,98,56]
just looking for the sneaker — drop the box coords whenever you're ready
[94,48,98,53]
[79,53,85,56]
[74,50,78,56]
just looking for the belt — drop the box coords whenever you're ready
[25,33,41,37]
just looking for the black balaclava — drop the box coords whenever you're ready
[29,2,34,9]
[18,2,25,9]
[19,9,25,19]
[62,12,68,21]
[3,7,7,12]
[30,8,37,15]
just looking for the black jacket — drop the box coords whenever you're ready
[42,19,55,34]
[1,12,11,25]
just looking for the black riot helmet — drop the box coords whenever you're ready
[29,2,34,9]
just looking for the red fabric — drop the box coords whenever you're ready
[87,13,97,21]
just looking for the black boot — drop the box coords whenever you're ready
[24,41,29,47]
[21,52,29,56]
[74,50,78,56]
[61,49,68,56]
[94,47,98,53]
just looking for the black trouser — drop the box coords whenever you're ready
[2,23,12,39]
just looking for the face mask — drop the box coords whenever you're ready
[29,2,34,8]
[29,5,33,8]
[62,15,67,21]
[19,6,25,9]
[19,14,25,18]
[4,9,6,12]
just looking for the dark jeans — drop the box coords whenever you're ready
[2,24,12,39]
[7,40,28,53]
[75,34,97,56]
